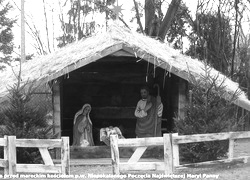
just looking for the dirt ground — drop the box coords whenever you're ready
[13,162,250,180]
[3,138,250,180]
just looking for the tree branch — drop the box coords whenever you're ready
[42,0,51,53]
[133,0,144,33]
[158,0,181,41]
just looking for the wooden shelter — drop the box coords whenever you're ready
[0,24,250,146]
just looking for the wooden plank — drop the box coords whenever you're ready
[7,136,16,175]
[53,116,61,126]
[0,138,7,146]
[16,139,62,148]
[53,82,61,160]
[61,137,70,175]
[16,164,61,173]
[177,156,250,169]
[110,135,120,175]
[110,50,134,57]
[54,104,61,112]
[39,147,54,165]
[53,94,60,104]
[120,162,165,171]
[163,134,173,174]
[172,133,180,166]
[229,131,250,139]
[0,159,7,168]
[53,81,61,139]
[117,137,164,147]
[174,133,230,144]
[4,135,8,174]
[228,133,234,159]
[128,147,147,163]
[174,131,250,144]
[178,79,187,120]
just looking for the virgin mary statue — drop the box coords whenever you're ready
[72,104,94,146]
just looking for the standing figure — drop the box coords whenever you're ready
[134,86,163,138]
[73,104,94,146]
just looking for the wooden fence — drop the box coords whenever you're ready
[0,136,69,175]
[110,131,250,175]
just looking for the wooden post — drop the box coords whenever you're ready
[178,79,187,120]
[7,136,16,175]
[172,133,180,166]
[61,137,70,175]
[53,81,61,159]
[228,132,234,160]
[4,136,8,175]
[110,135,120,175]
[163,133,173,174]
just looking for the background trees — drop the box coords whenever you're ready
[0,0,15,69]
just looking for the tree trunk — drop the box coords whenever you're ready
[231,0,239,77]
[144,0,155,35]
[158,0,181,41]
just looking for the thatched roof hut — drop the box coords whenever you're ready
[0,24,249,146]
[0,24,249,110]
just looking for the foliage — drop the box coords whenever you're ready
[186,13,232,75]
[0,0,16,69]
[165,2,190,49]
[0,82,53,163]
[174,64,244,163]
[237,38,250,95]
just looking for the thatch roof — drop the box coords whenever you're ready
[0,23,250,111]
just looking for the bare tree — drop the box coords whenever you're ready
[42,0,51,53]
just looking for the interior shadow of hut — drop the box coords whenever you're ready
[61,56,181,159]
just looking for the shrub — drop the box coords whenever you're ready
[174,64,245,163]
[0,82,53,163]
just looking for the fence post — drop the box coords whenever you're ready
[163,133,173,174]
[4,136,8,175]
[172,133,179,166]
[61,137,70,175]
[7,136,16,175]
[110,135,120,175]
[228,132,234,160]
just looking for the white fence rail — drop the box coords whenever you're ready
[0,136,69,175]
[110,131,250,174]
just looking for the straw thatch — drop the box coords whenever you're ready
[0,23,250,111]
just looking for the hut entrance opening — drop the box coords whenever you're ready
[61,56,180,146]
